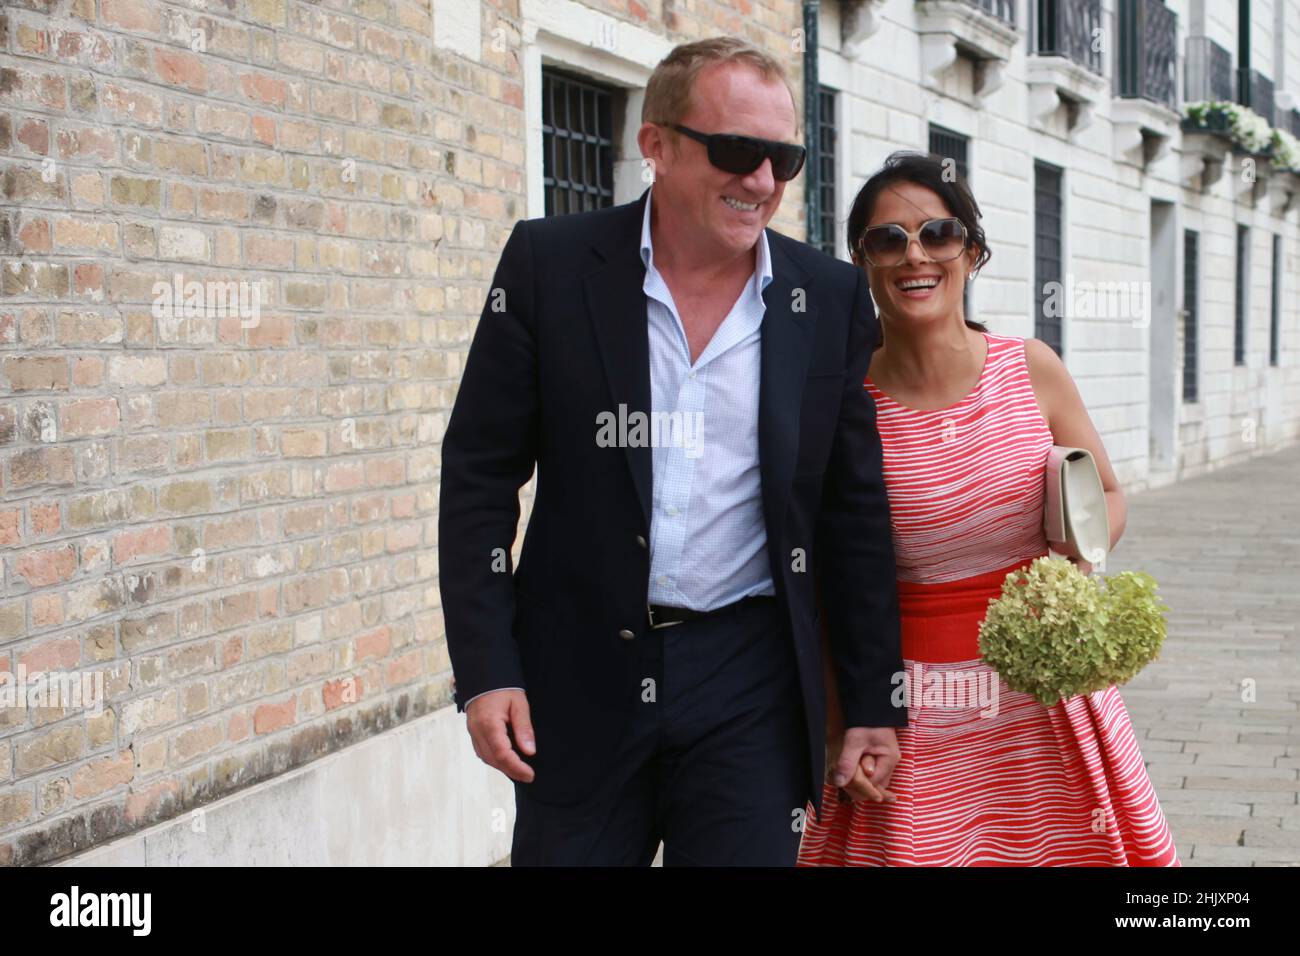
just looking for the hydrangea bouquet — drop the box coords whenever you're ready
[977,557,1168,706]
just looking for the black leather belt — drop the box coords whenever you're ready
[647,594,774,630]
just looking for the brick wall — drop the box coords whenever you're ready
[0,0,806,865]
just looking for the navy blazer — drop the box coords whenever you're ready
[439,188,906,810]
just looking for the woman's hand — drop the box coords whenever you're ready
[1049,540,1095,576]
[1058,547,1092,576]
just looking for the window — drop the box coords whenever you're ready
[972,0,1016,24]
[1035,0,1104,74]
[1182,229,1199,402]
[1034,160,1064,356]
[816,86,838,258]
[929,125,971,320]
[541,68,616,216]
[928,124,969,182]
[1270,234,1281,367]
[1234,225,1248,366]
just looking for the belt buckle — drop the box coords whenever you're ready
[647,604,682,630]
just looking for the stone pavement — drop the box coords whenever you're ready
[1107,443,1300,866]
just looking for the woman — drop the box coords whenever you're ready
[797,152,1178,866]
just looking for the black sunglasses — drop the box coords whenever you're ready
[671,124,807,181]
[856,218,969,267]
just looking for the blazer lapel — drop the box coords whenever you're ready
[584,191,653,526]
[758,236,815,544]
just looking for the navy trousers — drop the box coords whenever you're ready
[510,597,810,866]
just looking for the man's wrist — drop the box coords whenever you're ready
[464,686,525,709]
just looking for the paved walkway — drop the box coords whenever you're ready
[1108,443,1300,866]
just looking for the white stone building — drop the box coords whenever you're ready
[809,0,1300,485]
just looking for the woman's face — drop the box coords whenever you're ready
[857,181,979,331]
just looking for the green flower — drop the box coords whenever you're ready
[978,557,1167,706]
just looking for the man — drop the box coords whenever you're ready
[439,37,905,866]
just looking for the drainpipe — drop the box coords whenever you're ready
[803,0,820,250]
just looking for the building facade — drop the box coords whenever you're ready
[0,0,1295,866]
[811,0,1300,486]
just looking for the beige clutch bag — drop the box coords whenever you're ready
[1044,446,1110,564]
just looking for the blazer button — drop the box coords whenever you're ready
[635,534,647,549]
[618,628,636,641]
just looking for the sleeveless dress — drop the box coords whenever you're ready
[797,332,1179,867]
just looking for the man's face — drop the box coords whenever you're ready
[642,62,798,258]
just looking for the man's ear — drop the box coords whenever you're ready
[636,122,674,173]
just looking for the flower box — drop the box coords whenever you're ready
[1183,100,1274,156]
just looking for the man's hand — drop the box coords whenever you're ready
[828,726,899,803]
[466,689,536,783]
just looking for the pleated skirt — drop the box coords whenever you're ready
[797,559,1180,867]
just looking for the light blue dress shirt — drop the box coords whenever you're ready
[641,189,776,611]
[463,192,776,707]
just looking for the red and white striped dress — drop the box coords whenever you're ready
[797,332,1179,867]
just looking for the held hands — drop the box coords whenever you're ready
[465,688,536,783]
[827,726,899,804]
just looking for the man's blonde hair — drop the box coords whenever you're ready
[642,37,799,134]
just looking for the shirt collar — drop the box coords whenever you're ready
[639,187,773,295]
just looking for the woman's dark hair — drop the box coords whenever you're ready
[846,150,991,336]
